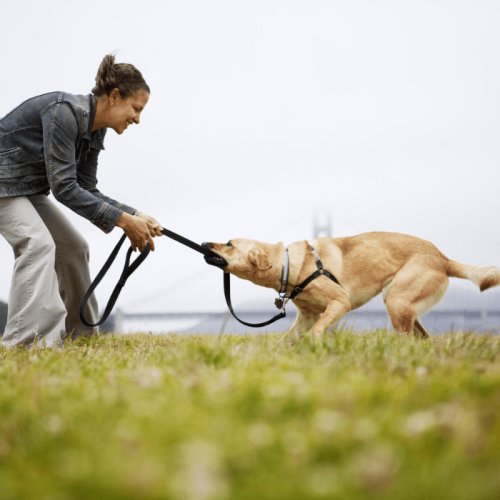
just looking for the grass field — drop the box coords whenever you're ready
[1,330,500,500]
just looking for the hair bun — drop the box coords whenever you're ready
[94,54,117,95]
[92,53,150,98]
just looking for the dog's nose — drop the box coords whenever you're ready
[202,242,212,249]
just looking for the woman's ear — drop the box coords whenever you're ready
[248,248,272,270]
[109,88,120,105]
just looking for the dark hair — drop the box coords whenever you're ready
[92,54,150,98]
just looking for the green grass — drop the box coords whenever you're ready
[1,330,500,500]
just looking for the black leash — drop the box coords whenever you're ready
[222,249,290,328]
[223,273,287,327]
[80,230,341,330]
[79,228,215,327]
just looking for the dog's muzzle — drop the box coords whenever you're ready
[202,242,228,269]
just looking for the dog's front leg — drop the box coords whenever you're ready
[290,308,319,336]
[312,298,351,337]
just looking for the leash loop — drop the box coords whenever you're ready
[223,272,287,328]
[80,234,151,327]
[80,227,218,328]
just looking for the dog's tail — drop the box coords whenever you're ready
[447,261,500,292]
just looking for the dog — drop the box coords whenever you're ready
[203,232,500,338]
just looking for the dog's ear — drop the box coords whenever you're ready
[248,248,272,270]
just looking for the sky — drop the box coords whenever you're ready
[1,0,499,314]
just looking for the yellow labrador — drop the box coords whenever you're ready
[204,232,500,338]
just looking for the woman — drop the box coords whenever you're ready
[0,54,161,348]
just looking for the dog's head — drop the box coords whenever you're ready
[202,239,282,286]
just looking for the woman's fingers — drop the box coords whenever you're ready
[130,218,154,252]
[146,221,163,238]
[117,212,155,252]
[147,232,155,251]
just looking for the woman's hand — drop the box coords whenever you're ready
[116,212,161,252]
[137,212,163,237]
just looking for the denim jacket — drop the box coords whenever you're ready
[0,92,136,233]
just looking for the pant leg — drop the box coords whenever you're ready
[0,196,65,348]
[28,195,99,338]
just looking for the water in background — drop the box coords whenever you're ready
[116,310,500,335]
[111,282,500,335]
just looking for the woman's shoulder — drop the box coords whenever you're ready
[1,91,62,122]
[1,92,92,123]
[59,93,92,116]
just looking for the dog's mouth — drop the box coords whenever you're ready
[202,243,228,269]
[204,253,228,269]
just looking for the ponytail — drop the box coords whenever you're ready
[92,54,150,98]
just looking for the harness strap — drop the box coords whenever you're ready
[288,246,340,300]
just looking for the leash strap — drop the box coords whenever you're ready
[223,272,287,327]
[80,227,215,328]
[80,234,151,327]
[161,227,214,256]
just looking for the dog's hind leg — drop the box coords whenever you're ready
[384,258,448,338]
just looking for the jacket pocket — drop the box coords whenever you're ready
[0,147,20,159]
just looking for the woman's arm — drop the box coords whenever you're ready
[76,146,138,216]
[42,102,123,233]
[42,102,156,250]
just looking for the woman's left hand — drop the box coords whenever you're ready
[137,212,163,237]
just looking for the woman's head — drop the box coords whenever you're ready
[92,54,150,99]
[92,54,150,135]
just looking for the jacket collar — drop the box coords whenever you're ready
[84,95,105,150]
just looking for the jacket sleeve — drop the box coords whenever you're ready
[76,144,138,217]
[42,102,129,233]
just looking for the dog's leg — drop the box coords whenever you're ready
[290,308,319,336]
[413,319,431,339]
[384,259,448,338]
[311,299,351,337]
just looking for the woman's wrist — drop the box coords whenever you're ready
[116,211,133,229]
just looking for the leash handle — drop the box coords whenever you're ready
[80,234,151,327]
[223,272,286,328]
[161,227,214,256]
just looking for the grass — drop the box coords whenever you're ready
[0,330,500,500]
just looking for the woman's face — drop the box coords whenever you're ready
[108,89,149,134]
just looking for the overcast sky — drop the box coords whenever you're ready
[1,1,499,313]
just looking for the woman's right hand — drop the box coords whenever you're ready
[116,212,156,252]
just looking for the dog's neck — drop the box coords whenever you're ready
[262,241,312,294]
[283,241,314,292]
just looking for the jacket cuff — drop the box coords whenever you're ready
[117,203,138,216]
[91,202,124,234]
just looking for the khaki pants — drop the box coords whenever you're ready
[0,195,99,348]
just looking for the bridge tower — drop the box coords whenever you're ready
[313,212,333,239]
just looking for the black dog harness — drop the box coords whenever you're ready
[288,247,340,300]
[80,232,341,329]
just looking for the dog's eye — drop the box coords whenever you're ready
[226,241,233,247]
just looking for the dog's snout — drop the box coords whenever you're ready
[202,242,213,249]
